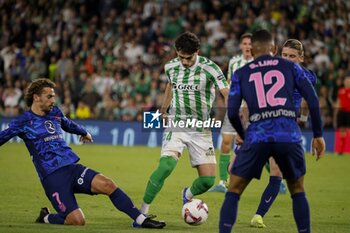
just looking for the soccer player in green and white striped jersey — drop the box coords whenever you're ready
[210,33,253,193]
[139,32,229,217]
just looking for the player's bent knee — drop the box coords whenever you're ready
[92,174,118,195]
[221,145,231,154]
[65,209,86,225]
[159,156,177,177]
[227,175,250,194]
[221,138,233,153]
[286,177,305,195]
[102,178,118,192]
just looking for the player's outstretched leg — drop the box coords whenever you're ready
[140,156,177,215]
[132,217,166,229]
[107,185,165,229]
[91,173,166,229]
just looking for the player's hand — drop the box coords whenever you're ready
[297,118,307,128]
[80,132,93,144]
[235,135,244,145]
[311,137,325,161]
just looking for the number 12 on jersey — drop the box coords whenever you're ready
[249,70,287,108]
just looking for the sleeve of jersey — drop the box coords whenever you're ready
[208,63,228,89]
[227,72,245,139]
[307,69,317,86]
[216,73,228,89]
[294,65,323,137]
[59,109,87,135]
[165,70,171,83]
[227,59,233,82]
[0,119,23,146]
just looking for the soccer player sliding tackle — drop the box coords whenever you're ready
[0,78,165,229]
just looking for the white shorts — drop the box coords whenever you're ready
[220,112,237,135]
[160,129,216,167]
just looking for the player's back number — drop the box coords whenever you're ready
[249,70,287,108]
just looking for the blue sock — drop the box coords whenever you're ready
[292,192,310,233]
[219,192,240,233]
[109,188,141,221]
[48,213,65,224]
[256,176,281,217]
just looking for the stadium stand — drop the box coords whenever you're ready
[0,0,349,129]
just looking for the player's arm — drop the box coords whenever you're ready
[60,115,93,143]
[160,82,172,115]
[219,87,229,105]
[299,70,317,124]
[239,100,249,129]
[58,107,91,140]
[227,73,244,139]
[0,120,23,146]
[213,65,229,104]
[227,59,234,85]
[294,65,325,159]
[298,98,309,123]
[61,116,87,135]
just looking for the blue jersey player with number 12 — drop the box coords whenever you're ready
[219,30,325,233]
[0,78,165,229]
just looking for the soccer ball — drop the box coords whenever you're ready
[182,199,209,225]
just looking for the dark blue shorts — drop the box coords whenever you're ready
[41,164,99,217]
[231,142,305,181]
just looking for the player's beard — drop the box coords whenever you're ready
[43,104,54,114]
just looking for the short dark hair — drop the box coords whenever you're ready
[174,31,200,54]
[25,78,56,107]
[283,39,304,56]
[240,32,252,42]
[251,29,273,44]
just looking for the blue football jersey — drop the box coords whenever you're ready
[293,67,317,110]
[0,106,87,180]
[228,55,322,143]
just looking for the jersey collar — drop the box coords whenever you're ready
[180,55,199,71]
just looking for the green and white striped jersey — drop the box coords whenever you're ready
[227,54,253,82]
[164,55,228,122]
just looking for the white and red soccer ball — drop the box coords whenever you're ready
[182,199,209,225]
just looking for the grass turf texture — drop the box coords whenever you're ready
[0,143,349,233]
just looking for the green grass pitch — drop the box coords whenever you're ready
[0,143,349,233]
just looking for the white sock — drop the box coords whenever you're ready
[140,202,150,215]
[185,188,194,200]
[136,214,147,225]
[43,215,49,224]
[219,180,226,186]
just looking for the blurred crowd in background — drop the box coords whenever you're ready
[1,0,350,129]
